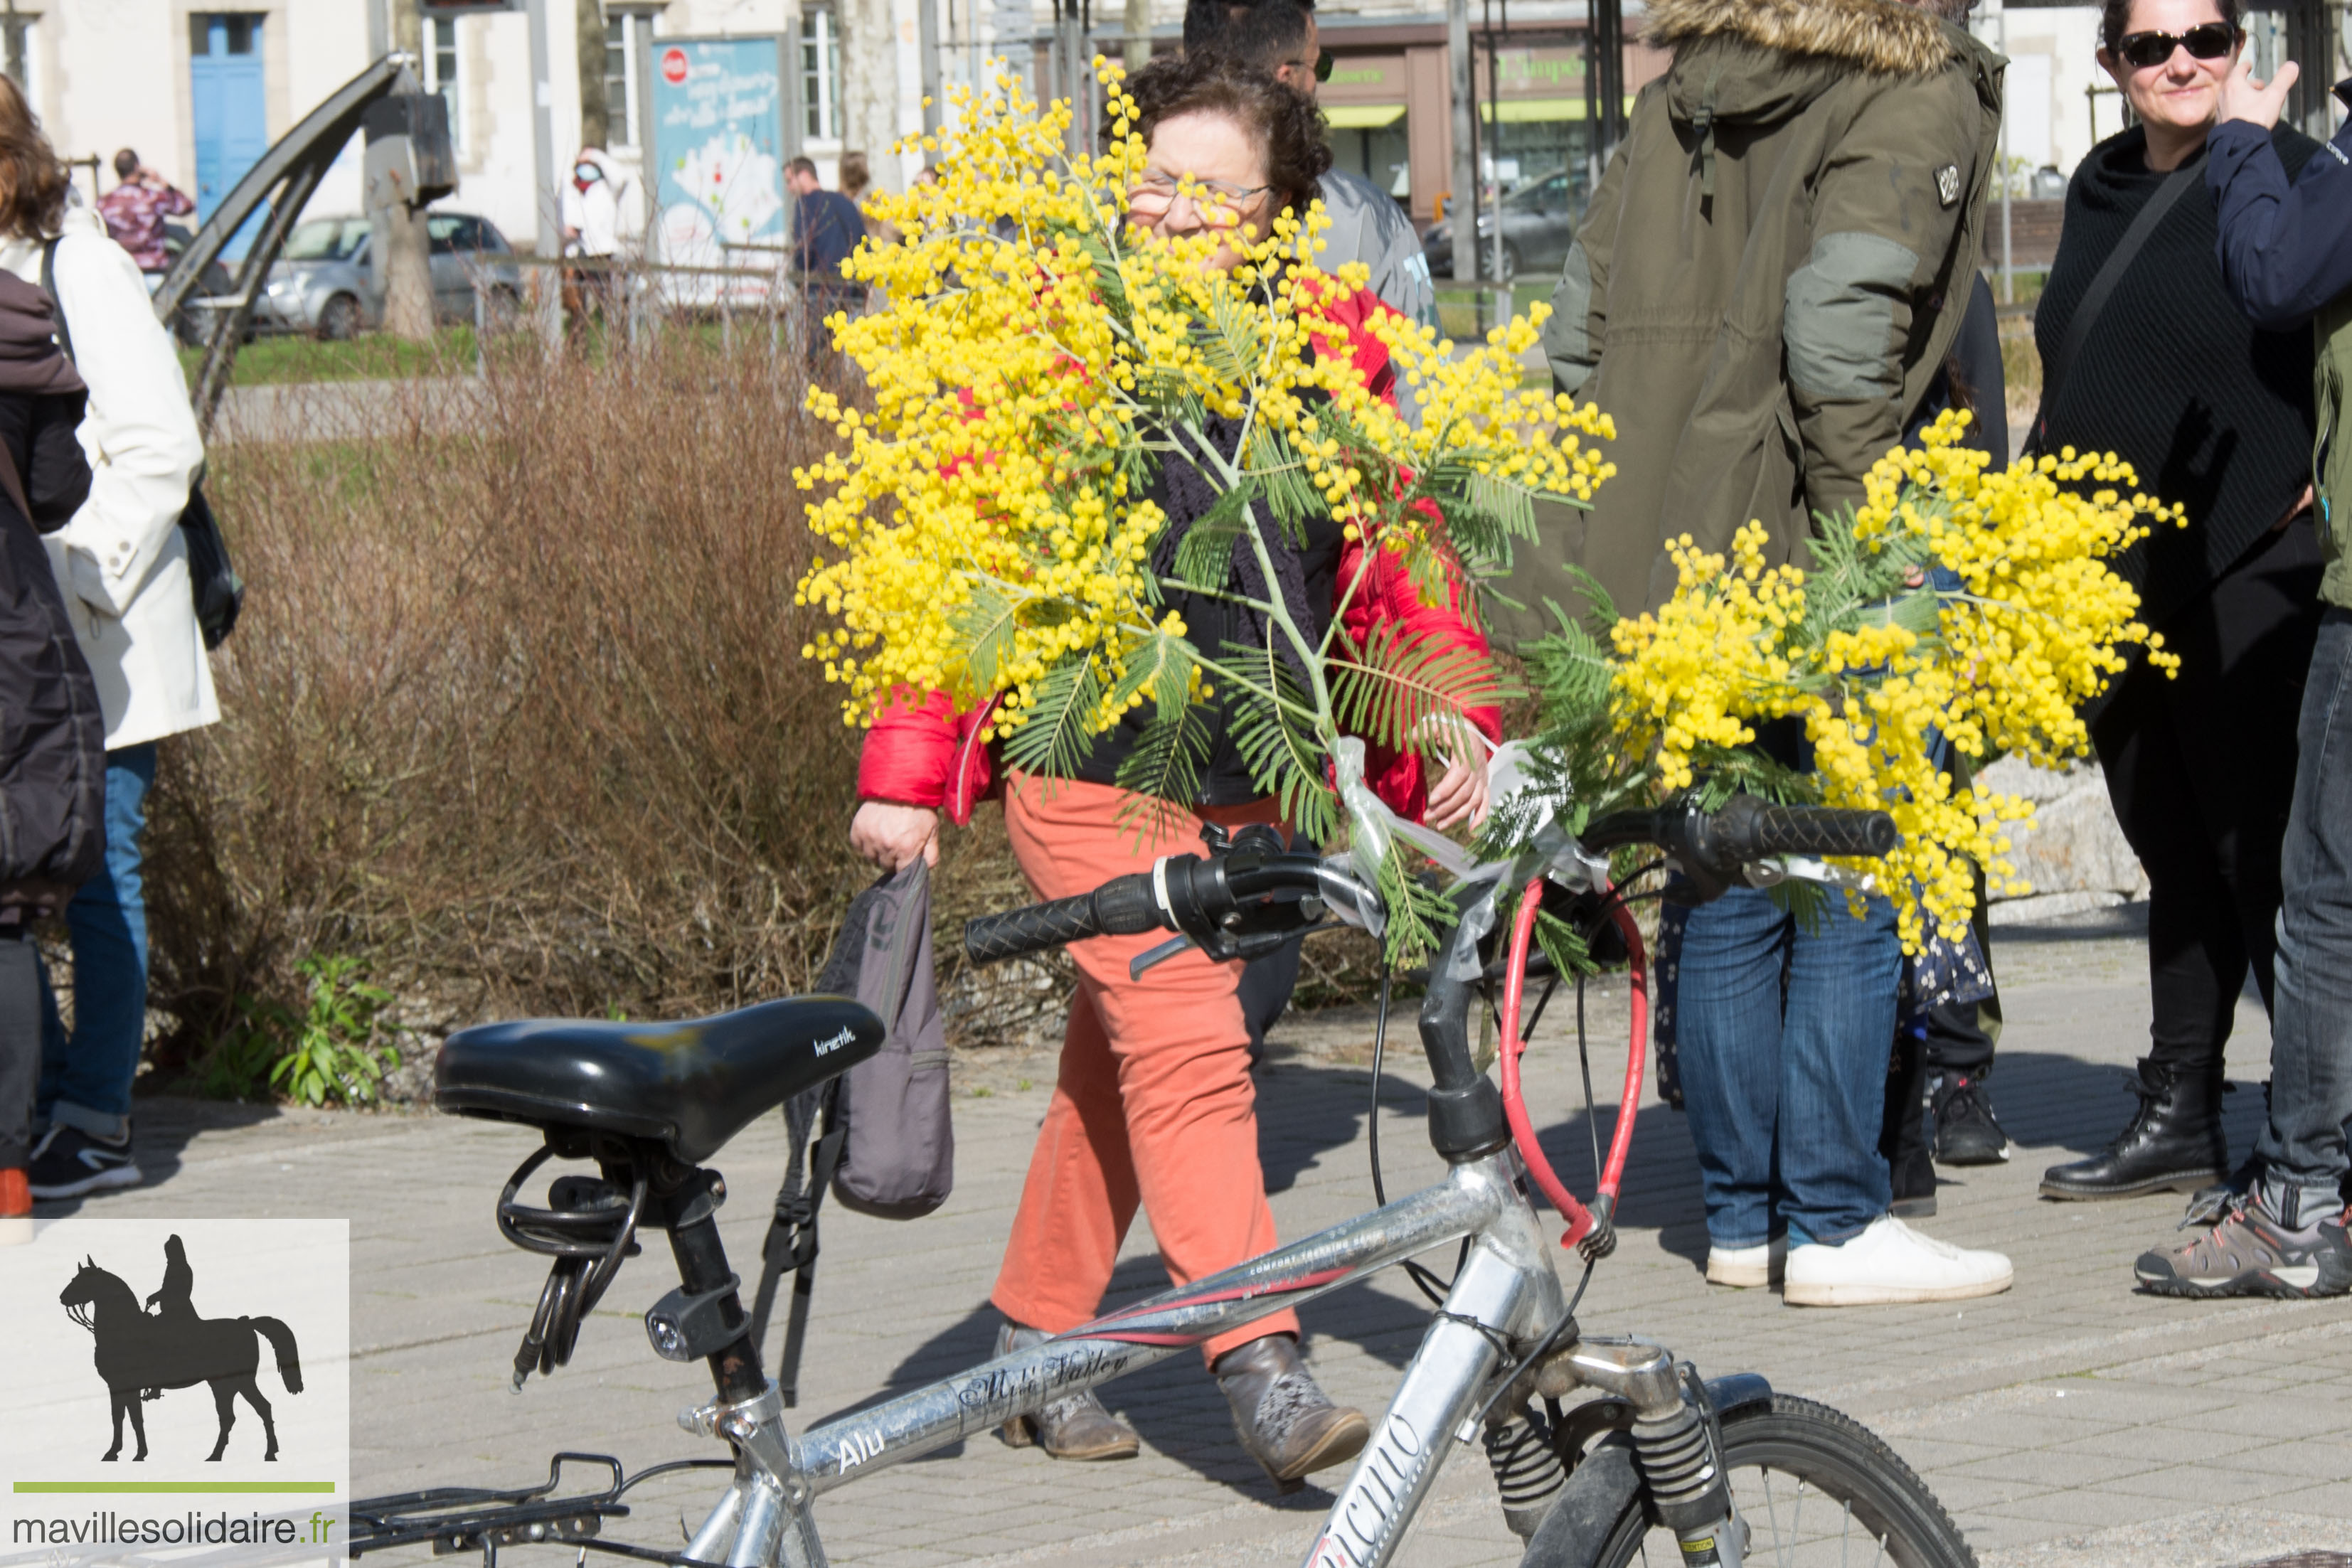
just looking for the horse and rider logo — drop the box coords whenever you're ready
[58,1235,304,1463]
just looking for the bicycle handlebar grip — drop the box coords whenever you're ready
[1741,803,1898,860]
[962,874,1161,966]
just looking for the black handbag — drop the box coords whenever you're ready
[41,238,243,649]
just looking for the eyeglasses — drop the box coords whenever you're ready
[2115,21,2238,68]
[1279,47,1334,83]
[1127,171,1272,228]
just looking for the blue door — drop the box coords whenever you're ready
[190,14,267,258]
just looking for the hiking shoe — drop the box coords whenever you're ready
[1704,1237,1786,1289]
[992,1323,1140,1461]
[1213,1332,1368,1489]
[1784,1216,2013,1307]
[1930,1072,2010,1166]
[28,1124,142,1200]
[2134,1193,2352,1299]
[0,1168,28,1245]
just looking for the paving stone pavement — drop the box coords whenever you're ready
[28,912,2352,1568]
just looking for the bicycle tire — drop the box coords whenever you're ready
[1521,1394,1976,1568]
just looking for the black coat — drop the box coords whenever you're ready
[2036,124,2321,630]
[0,386,105,912]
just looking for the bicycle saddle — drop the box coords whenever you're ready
[434,996,884,1165]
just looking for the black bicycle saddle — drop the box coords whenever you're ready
[435,996,884,1165]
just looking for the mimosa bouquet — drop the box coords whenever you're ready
[794,63,2178,961]
[1485,417,2181,953]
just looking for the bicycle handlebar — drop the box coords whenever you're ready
[959,794,1900,968]
[962,874,1159,966]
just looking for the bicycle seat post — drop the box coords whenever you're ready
[654,1166,767,1404]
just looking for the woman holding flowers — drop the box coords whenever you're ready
[846,53,1498,1486]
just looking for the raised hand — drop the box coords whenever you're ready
[2217,50,2299,130]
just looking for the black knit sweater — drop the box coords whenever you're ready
[2036,123,2319,630]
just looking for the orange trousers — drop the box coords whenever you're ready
[989,774,1299,1365]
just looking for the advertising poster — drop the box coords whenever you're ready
[648,36,789,306]
[1,1220,351,1568]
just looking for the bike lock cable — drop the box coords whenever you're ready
[1499,876,1649,1254]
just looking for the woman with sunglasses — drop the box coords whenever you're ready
[848,51,1499,1486]
[2034,0,2328,1205]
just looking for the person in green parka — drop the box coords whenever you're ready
[1515,0,2014,1308]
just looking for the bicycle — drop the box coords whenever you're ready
[352,789,1978,1568]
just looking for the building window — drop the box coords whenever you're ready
[1,15,36,107]
[802,8,841,142]
[424,16,466,154]
[605,9,659,152]
[189,13,262,55]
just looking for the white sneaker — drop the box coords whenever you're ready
[1705,1237,1786,1289]
[1784,1215,2013,1306]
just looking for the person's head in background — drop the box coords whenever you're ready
[786,155,822,198]
[113,148,139,183]
[1119,51,1329,273]
[1183,0,1324,101]
[0,78,66,242]
[840,151,871,201]
[2097,0,2244,169]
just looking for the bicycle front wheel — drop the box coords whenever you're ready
[1523,1394,1976,1568]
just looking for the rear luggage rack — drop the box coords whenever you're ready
[351,1453,732,1566]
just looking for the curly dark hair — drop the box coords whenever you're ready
[1114,52,1331,217]
[2100,0,2240,53]
[0,75,67,242]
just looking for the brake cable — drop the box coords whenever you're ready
[1368,969,1467,1306]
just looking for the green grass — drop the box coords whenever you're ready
[178,314,799,388]
[178,327,487,388]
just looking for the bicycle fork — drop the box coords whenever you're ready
[1300,1208,1747,1568]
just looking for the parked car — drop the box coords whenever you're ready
[257,210,523,338]
[1420,168,1585,286]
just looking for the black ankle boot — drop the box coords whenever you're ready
[2040,1057,2229,1200]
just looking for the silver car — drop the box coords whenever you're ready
[258,211,524,338]
[1420,169,1587,287]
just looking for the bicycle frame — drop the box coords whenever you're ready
[673,1149,1563,1568]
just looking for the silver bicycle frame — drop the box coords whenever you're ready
[671,1148,1568,1568]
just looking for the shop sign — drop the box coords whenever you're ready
[1494,48,1587,95]
[1321,54,1405,98]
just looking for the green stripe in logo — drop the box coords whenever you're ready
[12,1483,339,1494]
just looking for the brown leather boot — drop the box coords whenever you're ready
[994,1323,1141,1461]
[1213,1333,1369,1490]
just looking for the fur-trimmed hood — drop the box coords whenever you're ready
[1646,0,1956,78]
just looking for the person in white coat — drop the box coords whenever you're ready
[560,147,638,329]
[0,78,214,1200]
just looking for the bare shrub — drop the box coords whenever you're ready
[145,336,1052,1079]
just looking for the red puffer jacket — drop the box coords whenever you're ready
[854,285,1503,826]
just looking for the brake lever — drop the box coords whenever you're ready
[1129,934,1197,981]
[1129,922,1342,981]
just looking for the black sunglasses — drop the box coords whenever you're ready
[1313,47,1334,83]
[2116,21,2238,68]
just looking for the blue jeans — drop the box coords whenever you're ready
[2257,609,2352,1225]
[1672,882,1902,1249]
[36,744,156,1141]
